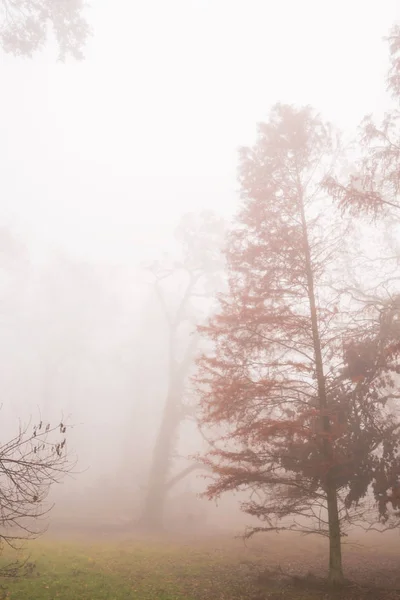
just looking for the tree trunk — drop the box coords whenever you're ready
[138,263,206,530]
[165,462,211,492]
[139,300,199,530]
[298,181,345,584]
[140,385,181,530]
[327,483,343,585]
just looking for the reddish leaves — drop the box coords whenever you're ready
[195,103,400,544]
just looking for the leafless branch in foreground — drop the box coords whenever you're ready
[0,414,75,575]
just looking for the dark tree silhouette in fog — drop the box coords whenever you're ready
[195,104,400,584]
[0,0,90,59]
[140,211,225,531]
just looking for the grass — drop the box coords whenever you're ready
[0,530,399,599]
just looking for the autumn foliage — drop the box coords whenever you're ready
[195,104,400,583]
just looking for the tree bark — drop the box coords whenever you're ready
[327,484,344,585]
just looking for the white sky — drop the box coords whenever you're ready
[0,0,398,265]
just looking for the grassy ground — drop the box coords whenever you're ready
[0,530,400,599]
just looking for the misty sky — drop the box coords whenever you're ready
[1,0,398,265]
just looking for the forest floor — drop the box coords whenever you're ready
[0,528,400,599]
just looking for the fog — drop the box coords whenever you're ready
[1,0,400,540]
[2,1,398,263]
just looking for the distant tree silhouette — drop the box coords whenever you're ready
[139,211,225,531]
[0,0,90,59]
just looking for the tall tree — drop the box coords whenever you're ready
[195,104,400,584]
[0,0,90,59]
[139,211,225,530]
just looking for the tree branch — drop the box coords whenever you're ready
[165,462,212,492]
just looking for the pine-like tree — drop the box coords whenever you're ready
[195,104,400,584]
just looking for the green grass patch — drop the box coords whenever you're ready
[0,533,397,600]
[0,541,184,599]
[0,537,258,600]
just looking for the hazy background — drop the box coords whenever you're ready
[2,0,398,264]
[1,0,399,532]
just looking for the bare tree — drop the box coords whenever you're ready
[139,211,225,530]
[0,414,74,573]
